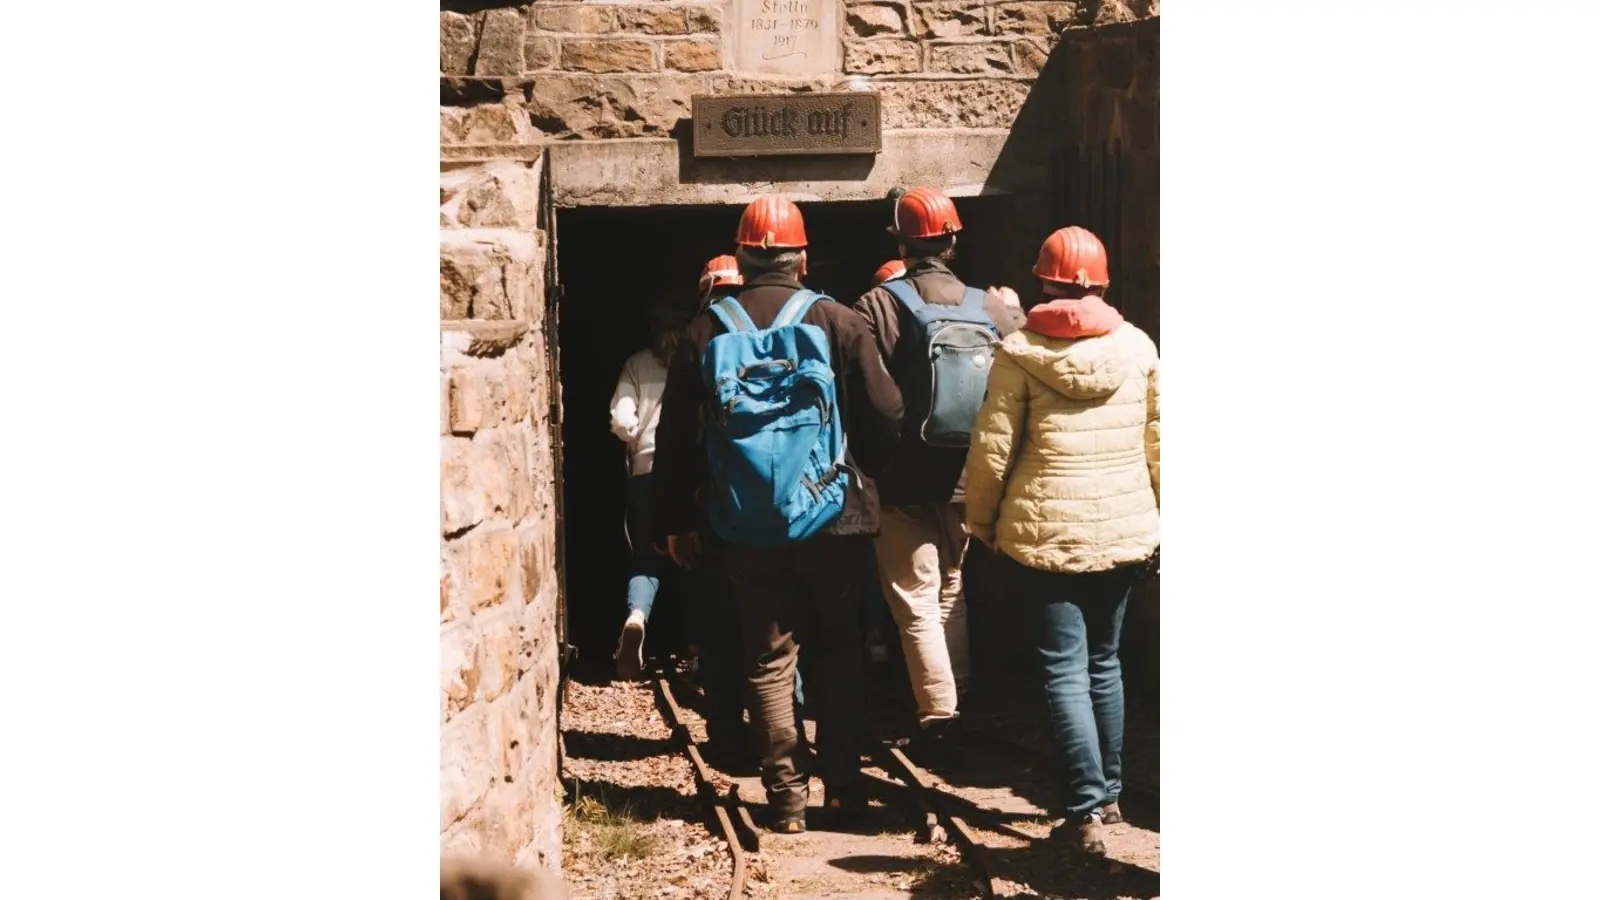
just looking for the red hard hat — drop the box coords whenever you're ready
[872,260,906,286]
[701,254,742,289]
[735,195,807,249]
[890,187,963,239]
[1034,226,1111,288]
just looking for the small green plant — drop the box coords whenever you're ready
[566,789,661,861]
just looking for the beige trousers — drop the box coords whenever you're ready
[874,503,972,724]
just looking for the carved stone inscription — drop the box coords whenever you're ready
[730,0,841,76]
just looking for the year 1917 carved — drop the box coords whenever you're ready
[692,93,883,158]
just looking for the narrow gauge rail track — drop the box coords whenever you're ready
[652,677,760,900]
[868,684,1160,898]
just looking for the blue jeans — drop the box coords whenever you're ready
[1002,553,1134,817]
[625,474,663,619]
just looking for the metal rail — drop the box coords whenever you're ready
[653,677,756,900]
[878,744,996,900]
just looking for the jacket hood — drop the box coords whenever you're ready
[1007,326,1134,400]
[1025,295,1124,339]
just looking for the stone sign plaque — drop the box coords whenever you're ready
[729,0,841,76]
[692,92,882,158]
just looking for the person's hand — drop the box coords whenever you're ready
[985,285,1022,310]
[667,532,702,569]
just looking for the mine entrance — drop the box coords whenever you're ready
[553,195,1023,676]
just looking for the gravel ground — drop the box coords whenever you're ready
[557,663,1159,900]
[560,679,734,900]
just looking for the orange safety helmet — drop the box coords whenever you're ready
[890,186,963,239]
[872,259,906,286]
[700,254,742,291]
[735,195,808,249]
[1034,226,1111,288]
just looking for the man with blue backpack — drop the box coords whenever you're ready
[652,195,904,834]
[851,187,1027,772]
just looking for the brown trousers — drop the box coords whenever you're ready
[724,536,867,815]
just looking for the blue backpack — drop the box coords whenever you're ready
[701,290,849,548]
[881,279,1001,448]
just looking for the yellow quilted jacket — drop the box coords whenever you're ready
[965,321,1160,574]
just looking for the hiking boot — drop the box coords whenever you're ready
[902,717,962,773]
[822,785,870,827]
[1101,801,1123,825]
[767,808,807,835]
[614,611,646,681]
[1052,812,1107,857]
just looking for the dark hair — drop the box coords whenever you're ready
[901,234,957,264]
[735,245,804,279]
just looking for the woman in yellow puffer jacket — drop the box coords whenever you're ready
[965,226,1159,857]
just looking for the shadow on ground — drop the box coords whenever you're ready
[563,728,677,764]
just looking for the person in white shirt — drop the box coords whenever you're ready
[609,299,687,680]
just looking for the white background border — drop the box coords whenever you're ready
[4,1,1598,896]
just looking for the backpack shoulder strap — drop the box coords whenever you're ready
[707,297,757,334]
[881,278,928,316]
[958,286,988,313]
[773,289,824,329]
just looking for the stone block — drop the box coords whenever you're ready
[665,39,722,72]
[878,79,1031,129]
[1089,0,1141,26]
[532,5,616,34]
[441,437,486,536]
[1013,36,1050,75]
[503,349,532,423]
[440,161,542,231]
[440,370,451,437]
[447,366,490,435]
[440,102,534,146]
[561,39,657,73]
[439,815,486,859]
[527,74,706,138]
[519,523,553,610]
[913,0,990,38]
[686,4,723,33]
[845,39,921,74]
[440,12,477,74]
[441,705,494,829]
[524,614,561,723]
[466,523,520,611]
[475,606,524,705]
[474,8,527,76]
[442,619,482,721]
[846,2,907,36]
[500,423,535,524]
[525,37,558,71]
[616,6,688,34]
[440,229,538,321]
[993,2,1075,35]
[927,41,1012,74]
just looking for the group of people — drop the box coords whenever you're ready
[605,187,1160,856]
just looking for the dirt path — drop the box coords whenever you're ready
[560,673,1159,900]
[560,680,733,899]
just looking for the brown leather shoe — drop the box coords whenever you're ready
[1101,801,1124,825]
[1052,812,1107,856]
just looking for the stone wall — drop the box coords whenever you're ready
[439,157,562,869]
[440,1,1159,209]
[1052,14,1158,342]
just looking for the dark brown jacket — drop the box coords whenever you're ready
[653,272,905,544]
[852,257,1026,507]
